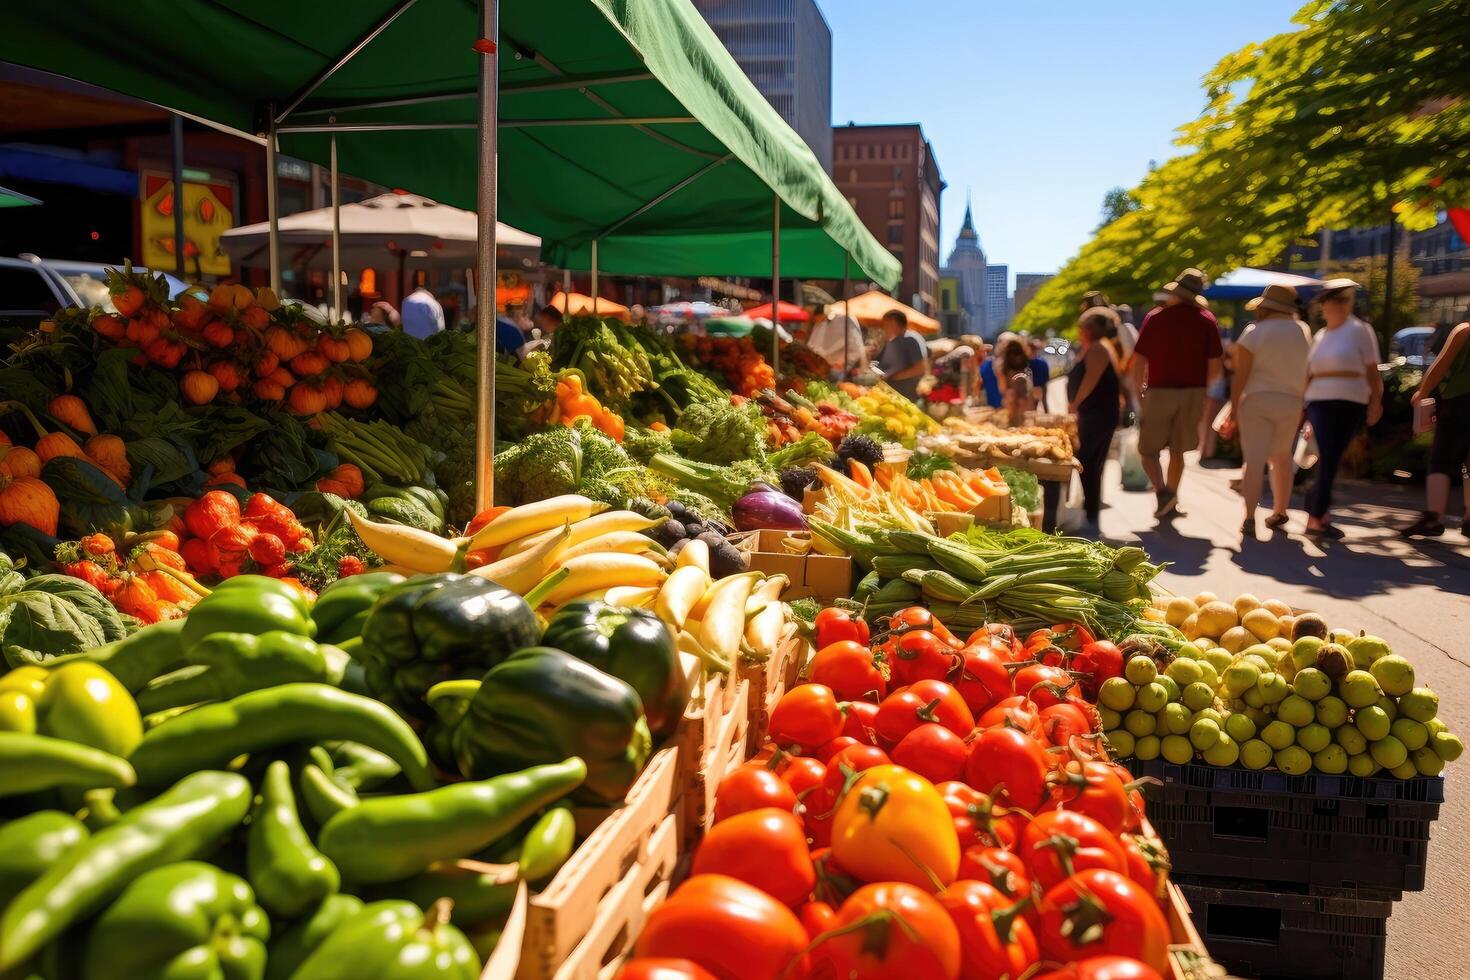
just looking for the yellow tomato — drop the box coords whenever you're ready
[0,666,49,699]
[831,764,958,889]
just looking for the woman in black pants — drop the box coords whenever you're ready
[1068,308,1122,536]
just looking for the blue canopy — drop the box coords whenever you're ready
[1204,267,1323,300]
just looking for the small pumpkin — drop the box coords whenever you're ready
[204,471,247,489]
[322,375,344,410]
[206,457,236,476]
[49,395,97,435]
[84,434,132,485]
[255,286,281,311]
[266,326,307,360]
[0,474,60,536]
[316,334,351,363]
[268,366,296,388]
[343,378,378,410]
[230,284,255,310]
[316,463,365,498]
[288,382,330,416]
[203,320,235,348]
[343,327,374,361]
[181,370,220,406]
[125,318,160,346]
[241,305,270,330]
[209,282,236,311]
[92,313,127,340]
[208,360,246,393]
[36,431,86,464]
[173,294,210,331]
[254,379,286,402]
[254,351,281,377]
[290,351,330,377]
[0,446,42,479]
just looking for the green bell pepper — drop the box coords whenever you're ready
[541,600,688,738]
[317,757,586,884]
[264,893,363,980]
[448,647,651,805]
[136,631,349,714]
[290,900,479,980]
[247,760,340,918]
[180,575,315,649]
[81,861,269,980]
[0,731,135,797]
[0,811,88,908]
[364,865,516,929]
[358,573,539,719]
[32,619,187,693]
[2,662,144,758]
[0,770,253,971]
[310,572,406,645]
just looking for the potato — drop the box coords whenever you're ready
[1193,591,1220,607]
[1196,601,1240,638]
[1233,594,1262,618]
[1220,626,1253,654]
[1243,607,1281,641]
[1262,598,1293,617]
[1165,596,1198,627]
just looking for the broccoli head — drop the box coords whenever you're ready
[492,426,583,506]
[622,426,674,465]
[669,399,767,467]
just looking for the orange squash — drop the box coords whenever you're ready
[322,375,344,410]
[254,351,281,378]
[290,351,330,377]
[316,334,351,363]
[84,434,131,485]
[48,395,96,436]
[240,305,270,331]
[36,431,86,465]
[316,462,365,499]
[344,378,378,409]
[344,327,374,361]
[266,326,308,360]
[181,370,221,406]
[288,382,330,416]
[0,446,41,479]
[268,366,296,388]
[0,475,59,536]
[208,360,246,393]
[254,379,286,402]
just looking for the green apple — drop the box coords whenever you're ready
[1369,655,1414,697]
[1161,734,1194,764]
[1275,745,1312,775]
[1313,744,1349,774]
[1347,634,1391,668]
[1398,688,1439,723]
[1241,738,1273,770]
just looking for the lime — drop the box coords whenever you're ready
[1223,662,1260,698]
[1182,682,1215,713]
[1390,718,1428,751]
[1347,753,1379,778]
[1369,735,1408,769]
[1190,718,1221,751]
[1165,658,1204,688]
[1261,720,1296,750]
[1277,694,1314,728]
[1244,705,1272,729]
[1105,729,1136,757]
[1432,730,1463,762]
[1275,745,1312,775]
[1389,759,1419,780]
[1242,687,1266,709]
[1346,634,1391,668]
[1161,734,1195,764]
[1099,677,1136,711]
[1125,709,1156,738]
[1412,746,1445,776]
[1155,675,1181,703]
[1153,711,1171,737]
[1225,713,1257,743]
[1241,739,1273,770]
[1313,744,1349,774]
[1338,670,1381,709]
[1297,723,1331,754]
[1355,705,1391,741]
[1292,667,1331,702]
[1314,696,1348,729]
[1163,703,1193,736]
[1135,734,1162,761]
[1098,707,1122,731]
[1136,682,1169,713]
[1334,725,1368,755]
[1374,695,1398,721]
[1205,649,1236,676]
[1125,656,1158,686]
[1256,672,1289,705]
[1398,688,1439,723]
[1369,654,1414,697]
[1203,732,1239,766]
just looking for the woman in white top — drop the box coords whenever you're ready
[1301,279,1384,540]
[1230,284,1312,538]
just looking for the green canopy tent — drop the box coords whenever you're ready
[0,186,42,209]
[1,0,897,506]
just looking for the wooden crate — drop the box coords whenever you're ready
[481,882,527,980]
[676,674,750,843]
[1164,882,1232,980]
[740,626,807,755]
[517,747,680,980]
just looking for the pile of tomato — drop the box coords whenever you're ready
[617,608,1175,980]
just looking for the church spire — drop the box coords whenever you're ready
[959,188,977,240]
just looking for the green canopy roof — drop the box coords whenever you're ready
[1,0,898,287]
[0,186,42,209]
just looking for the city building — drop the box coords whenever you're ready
[941,198,988,334]
[692,0,833,171]
[937,272,970,337]
[832,123,944,313]
[1013,273,1055,317]
[986,264,1011,332]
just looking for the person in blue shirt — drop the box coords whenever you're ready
[495,316,526,359]
[979,333,1046,409]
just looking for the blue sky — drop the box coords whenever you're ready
[823,1,1300,287]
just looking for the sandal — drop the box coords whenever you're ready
[1401,512,1445,538]
[1241,518,1258,539]
[1305,524,1345,541]
[1264,513,1289,530]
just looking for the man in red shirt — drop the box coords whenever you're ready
[1130,268,1223,517]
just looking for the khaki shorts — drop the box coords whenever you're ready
[1139,386,1206,456]
[1238,391,1302,466]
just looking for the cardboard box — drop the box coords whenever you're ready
[730,529,853,603]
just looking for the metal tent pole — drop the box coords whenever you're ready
[842,252,850,378]
[170,115,186,279]
[473,0,500,512]
[771,195,780,378]
[591,238,599,317]
[330,134,342,321]
[266,105,282,297]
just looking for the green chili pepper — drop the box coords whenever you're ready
[298,764,360,827]
[318,757,586,884]
[0,770,253,970]
[36,619,186,693]
[264,893,363,980]
[129,683,435,791]
[180,575,315,650]
[310,572,406,645]
[290,900,479,980]
[517,804,576,882]
[0,731,135,797]
[136,632,346,714]
[80,861,269,980]
[0,811,88,908]
[247,760,341,918]
[81,788,122,832]
[325,740,401,790]
[30,662,144,757]
[364,865,516,928]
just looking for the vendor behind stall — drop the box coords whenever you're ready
[874,309,928,401]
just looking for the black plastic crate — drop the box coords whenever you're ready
[1173,876,1391,980]
[1134,760,1441,893]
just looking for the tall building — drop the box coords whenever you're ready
[692,0,833,171]
[1013,273,1055,316]
[937,272,970,337]
[942,199,988,336]
[986,264,1012,332]
[832,123,944,312]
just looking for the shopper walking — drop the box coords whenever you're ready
[1131,268,1223,517]
[1302,279,1384,540]
[1230,284,1311,538]
[980,333,1045,409]
[1068,307,1123,535]
[1403,320,1470,539]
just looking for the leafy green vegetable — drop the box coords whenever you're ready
[245,414,331,489]
[41,457,150,538]
[669,399,766,467]
[0,565,132,668]
[191,406,272,465]
[998,465,1041,513]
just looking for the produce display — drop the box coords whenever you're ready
[1106,592,1463,778]
[927,416,1076,463]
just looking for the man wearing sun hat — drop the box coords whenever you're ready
[1131,268,1223,517]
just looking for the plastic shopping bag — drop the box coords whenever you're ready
[1119,426,1150,492]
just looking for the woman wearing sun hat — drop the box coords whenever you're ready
[1230,283,1312,537]
[1302,278,1384,540]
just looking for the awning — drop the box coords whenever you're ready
[832,290,942,336]
[0,185,42,208]
[1,0,898,288]
[743,300,810,322]
[551,291,629,319]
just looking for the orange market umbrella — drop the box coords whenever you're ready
[835,290,941,335]
[743,300,810,322]
[552,291,630,320]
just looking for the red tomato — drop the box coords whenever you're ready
[815,607,870,649]
[889,629,957,687]
[1021,810,1128,890]
[977,696,1045,742]
[635,874,809,980]
[841,700,881,744]
[1107,761,1148,832]
[966,623,1024,660]
[803,744,891,848]
[809,640,887,702]
[888,606,963,648]
[769,684,844,749]
[1031,957,1165,980]
[958,845,1031,900]
[692,808,816,907]
[777,755,828,801]
[905,679,976,736]
[1048,623,1097,651]
[1037,870,1170,973]
[614,959,719,980]
[939,782,1022,850]
[939,879,1041,980]
[965,726,1049,811]
[813,883,961,980]
[1013,663,1074,704]
[892,723,968,784]
[799,900,838,940]
[1044,760,1132,835]
[1040,702,1103,753]
[814,736,860,764]
[953,646,1014,715]
[713,765,798,823]
[1119,834,1169,899]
